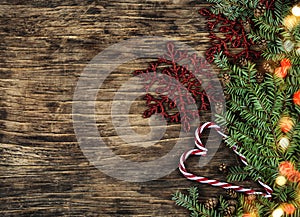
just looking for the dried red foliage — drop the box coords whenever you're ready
[199,8,261,63]
[261,0,275,10]
[133,42,217,132]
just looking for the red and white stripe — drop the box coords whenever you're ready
[179,122,273,198]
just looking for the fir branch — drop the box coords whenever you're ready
[172,187,223,217]
[227,166,249,182]
[206,0,259,21]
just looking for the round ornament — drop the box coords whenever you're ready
[292,5,300,17]
[283,40,295,53]
[275,175,287,186]
[278,137,289,150]
[272,207,284,217]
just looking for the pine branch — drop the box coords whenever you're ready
[176,1,300,216]
[172,187,223,217]
[227,166,249,182]
[206,0,259,20]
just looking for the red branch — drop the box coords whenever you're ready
[133,42,217,132]
[199,8,261,63]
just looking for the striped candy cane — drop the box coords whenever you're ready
[179,122,273,197]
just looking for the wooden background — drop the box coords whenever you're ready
[0,0,251,216]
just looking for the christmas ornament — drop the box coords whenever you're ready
[272,207,284,217]
[292,4,300,17]
[283,15,298,30]
[274,58,292,78]
[282,203,296,215]
[287,171,300,183]
[279,161,300,183]
[244,212,259,217]
[275,175,287,186]
[274,67,288,78]
[283,40,295,53]
[280,58,292,68]
[254,3,266,17]
[279,161,295,176]
[279,116,294,133]
[204,197,218,209]
[293,90,300,105]
[278,137,290,150]
[286,170,300,183]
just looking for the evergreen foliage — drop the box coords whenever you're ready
[172,187,234,217]
[174,0,300,216]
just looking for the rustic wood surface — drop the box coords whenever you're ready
[0,0,255,216]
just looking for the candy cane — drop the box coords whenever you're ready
[179,122,273,197]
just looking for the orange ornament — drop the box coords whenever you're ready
[279,161,295,175]
[242,213,258,217]
[279,116,294,133]
[293,90,300,105]
[286,170,300,183]
[279,161,300,183]
[275,58,292,78]
[282,203,296,215]
[280,58,292,68]
[274,67,288,78]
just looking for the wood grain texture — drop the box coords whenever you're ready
[0,0,255,216]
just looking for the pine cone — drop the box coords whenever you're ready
[227,199,238,207]
[247,194,256,202]
[256,71,264,83]
[257,39,267,50]
[238,57,248,67]
[222,73,231,86]
[226,189,238,199]
[204,198,218,209]
[262,61,274,73]
[214,102,224,114]
[252,39,267,51]
[241,20,251,33]
[224,205,236,217]
[254,3,266,17]
[224,91,231,101]
[221,126,229,136]
[219,163,227,172]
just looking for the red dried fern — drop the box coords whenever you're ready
[199,8,261,63]
[133,42,216,132]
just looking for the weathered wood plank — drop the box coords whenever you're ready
[0,0,246,216]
